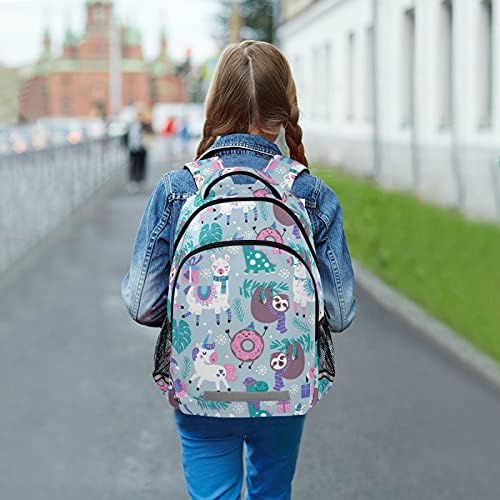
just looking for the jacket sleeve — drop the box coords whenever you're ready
[312,179,356,333]
[120,175,172,327]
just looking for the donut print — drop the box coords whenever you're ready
[230,327,265,363]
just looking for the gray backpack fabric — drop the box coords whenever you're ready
[152,155,336,417]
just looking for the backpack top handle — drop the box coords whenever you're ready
[201,168,282,200]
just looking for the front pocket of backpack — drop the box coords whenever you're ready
[152,316,173,393]
[170,241,319,415]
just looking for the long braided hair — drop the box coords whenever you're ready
[196,40,308,167]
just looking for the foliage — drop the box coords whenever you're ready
[270,334,313,355]
[194,397,230,412]
[313,164,500,362]
[172,320,192,354]
[318,378,331,395]
[239,279,289,299]
[291,316,311,334]
[181,356,193,379]
[288,242,310,264]
[214,0,275,46]
[258,202,269,220]
[233,297,245,322]
[182,239,195,256]
[200,223,222,245]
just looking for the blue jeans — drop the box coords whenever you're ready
[174,410,306,500]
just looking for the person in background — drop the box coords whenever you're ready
[161,115,177,161]
[127,109,153,193]
[178,117,190,155]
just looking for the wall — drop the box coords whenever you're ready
[279,0,500,221]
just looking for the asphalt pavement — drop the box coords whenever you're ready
[1,143,500,500]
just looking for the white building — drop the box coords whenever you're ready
[279,0,500,221]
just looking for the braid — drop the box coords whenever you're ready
[195,135,216,160]
[285,104,308,167]
[195,121,217,160]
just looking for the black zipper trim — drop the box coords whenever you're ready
[172,196,319,269]
[170,240,320,342]
[202,170,282,200]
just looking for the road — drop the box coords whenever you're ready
[1,144,500,500]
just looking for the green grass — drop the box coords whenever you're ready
[313,165,500,362]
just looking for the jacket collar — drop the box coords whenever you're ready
[199,133,281,159]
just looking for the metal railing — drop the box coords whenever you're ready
[0,137,127,275]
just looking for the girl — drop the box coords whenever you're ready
[121,40,356,500]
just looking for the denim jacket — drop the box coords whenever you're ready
[121,133,356,333]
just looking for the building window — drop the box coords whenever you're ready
[401,8,416,128]
[323,41,332,122]
[438,0,453,129]
[62,97,72,116]
[311,46,321,119]
[346,31,355,122]
[364,25,374,122]
[478,0,493,128]
[293,54,302,97]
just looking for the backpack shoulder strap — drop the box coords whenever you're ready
[263,155,308,190]
[184,157,225,190]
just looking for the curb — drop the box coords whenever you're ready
[353,259,500,394]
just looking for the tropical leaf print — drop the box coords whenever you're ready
[288,242,311,263]
[232,298,245,322]
[270,334,313,355]
[239,279,260,299]
[265,281,289,298]
[183,239,195,256]
[258,202,269,220]
[181,356,192,379]
[172,319,191,354]
[200,223,222,245]
[239,279,289,299]
[194,191,215,208]
[318,378,331,395]
[292,316,311,334]
[194,397,230,411]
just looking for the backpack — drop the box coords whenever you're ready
[152,155,336,417]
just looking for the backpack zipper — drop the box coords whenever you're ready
[170,240,320,341]
[171,196,319,269]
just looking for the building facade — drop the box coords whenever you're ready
[20,0,186,121]
[0,65,20,125]
[280,0,500,221]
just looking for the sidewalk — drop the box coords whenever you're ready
[1,148,500,499]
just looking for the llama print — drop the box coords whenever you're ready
[182,254,232,325]
[189,336,237,391]
[288,256,315,317]
[213,194,259,225]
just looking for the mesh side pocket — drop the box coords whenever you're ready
[318,317,335,382]
[152,316,173,393]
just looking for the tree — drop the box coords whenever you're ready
[215,0,275,46]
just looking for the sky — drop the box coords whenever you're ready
[0,0,221,67]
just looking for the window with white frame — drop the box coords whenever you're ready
[311,46,320,119]
[401,8,416,128]
[346,31,355,121]
[323,41,332,122]
[364,25,374,122]
[438,0,453,129]
[478,0,493,128]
